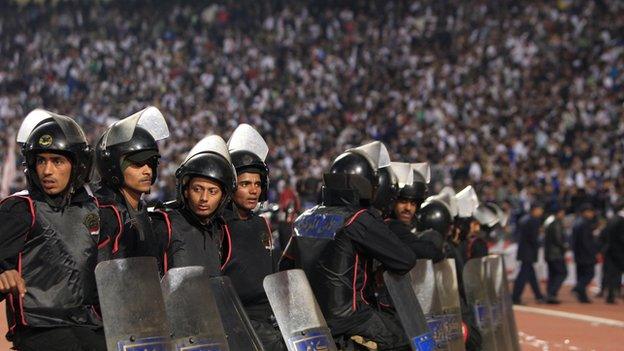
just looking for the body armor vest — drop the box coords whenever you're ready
[290,205,370,319]
[3,190,103,337]
[221,212,274,306]
[160,208,223,277]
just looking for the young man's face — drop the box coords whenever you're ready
[469,220,481,235]
[184,177,223,220]
[394,198,418,225]
[233,172,262,211]
[122,161,153,194]
[35,153,72,195]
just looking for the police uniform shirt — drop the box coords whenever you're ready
[221,209,274,308]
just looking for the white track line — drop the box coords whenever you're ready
[513,305,624,328]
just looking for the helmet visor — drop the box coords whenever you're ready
[17,109,87,145]
[102,106,169,148]
[227,123,269,162]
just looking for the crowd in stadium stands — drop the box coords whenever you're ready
[0,0,623,230]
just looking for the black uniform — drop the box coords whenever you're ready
[512,214,544,303]
[221,208,285,351]
[544,217,568,299]
[571,216,598,302]
[445,238,482,351]
[601,213,624,302]
[94,187,166,272]
[385,219,445,262]
[285,206,415,350]
[459,232,489,262]
[375,219,445,311]
[0,187,118,350]
[150,204,224,276]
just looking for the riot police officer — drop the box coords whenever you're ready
[0,109,110,350]
[419,191,483,351]
[221,124,286,350]
[282,141,416,350]
[385,162,444,261]
[150,135,236,275]
[94,106,170,269]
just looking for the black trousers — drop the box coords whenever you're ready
[329,307,409,350]
[575,263,595,298]
[602,255,621,300]
[546,259,568,298]
[249,318,287,351]
[13,327,106,351]
[246,303,287,351]
[512,261,544,301]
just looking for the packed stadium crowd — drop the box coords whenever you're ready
[0,0,623,226]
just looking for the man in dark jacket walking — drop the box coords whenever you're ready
[601,204,624,304]
[512,203,545,304]
[571,203,598,303]
[544,208,568,304]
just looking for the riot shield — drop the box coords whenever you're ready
[486,255,520,351]
[209,276,265,351]
[433,259,465,351]
[263,269,337,351]
[462,258,497,351]
[408,260,446,350]
[383,271,435,351]
[95,257,172,351]
[161,267,229,350]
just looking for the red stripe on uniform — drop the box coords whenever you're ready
[157,210,173,273]
[352,253,359,311]
[346,209,367,227]
[220,224,233,270]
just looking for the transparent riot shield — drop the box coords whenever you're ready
[263,269,337,351]
[209,276,265,351]
[161,267,229,350]
[486,255,520,351]
[433,259,465,351]
[408,260,447,350]
[462,258,497,351]
[95,257,172,351]
[383,271,435,351]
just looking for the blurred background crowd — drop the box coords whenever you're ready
[0,0,623,235]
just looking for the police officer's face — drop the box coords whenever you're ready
[35,153,72,195]
[394,198,418,225]
[184,177,223,220]
[122,161,153,194]
[469,220,481,234]
[233,172,262,211]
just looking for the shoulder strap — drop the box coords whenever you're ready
[0,194,36,239]
[220,223,233,270]
[154,209,173,273]
[345,209,367,227]
[94,197,124,254]
[261,215,274,248]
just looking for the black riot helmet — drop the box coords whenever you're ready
[392,162,430,205]
[372,166,399,216]
[399,179,427,202]
[95,106,169,188]
[474,203,501,233]
[230,150,269,201]
[18,109,92,195]
[417,200,453,236]
[176,135,237,216]
[329,151,378,204]
[227,124,270,202]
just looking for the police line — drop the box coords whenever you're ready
[95,255,520,351]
